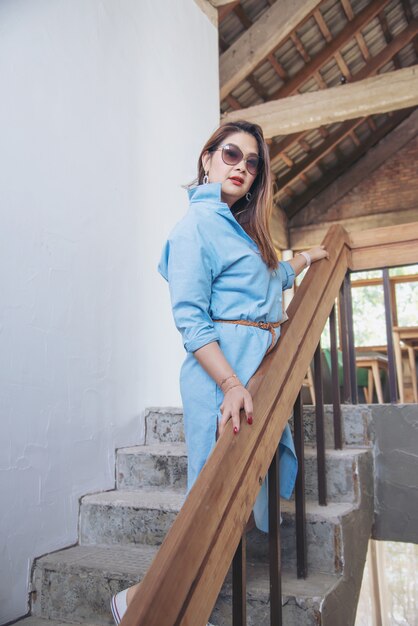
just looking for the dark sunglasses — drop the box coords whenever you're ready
[212,143,262,176]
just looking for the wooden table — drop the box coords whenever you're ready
[392,326,418,403]
[355,354,388,404]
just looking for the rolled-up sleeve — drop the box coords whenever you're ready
[158,225,220,353]
[278,260,295,291]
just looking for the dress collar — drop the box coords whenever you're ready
[187,182,226,205]
[187,182,258,251]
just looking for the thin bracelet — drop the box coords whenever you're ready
[220,373,238,387]
[297,251,311,267]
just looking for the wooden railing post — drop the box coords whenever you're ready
[268,446,282,626]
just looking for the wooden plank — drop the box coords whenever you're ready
[219,0,323,100]
[289,208,418,249]
[350,222,418,270]
[121,226,349,626]
[290,108,418,227]
[222,66,418,138]
[349,221,418,249]
[350,240,418,271]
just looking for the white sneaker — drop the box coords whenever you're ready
[111,590,215,626]
[110,588,128,625]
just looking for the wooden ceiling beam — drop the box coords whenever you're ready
[222,65,418,138]
[286,107,416,220]
[219,0,323,100]
[267,0,389,101]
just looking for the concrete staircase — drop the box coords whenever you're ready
[26,405,374,626]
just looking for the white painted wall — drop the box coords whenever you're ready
[0,1,219,622]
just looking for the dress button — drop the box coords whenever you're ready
[272,270,277,277]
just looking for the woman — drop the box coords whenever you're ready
[111,120,328,625]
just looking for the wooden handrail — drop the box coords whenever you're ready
[122,221,418,626]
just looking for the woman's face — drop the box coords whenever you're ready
[202,131,259,207]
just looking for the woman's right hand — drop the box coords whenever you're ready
[218,385,254,437]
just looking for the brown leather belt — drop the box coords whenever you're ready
[213,318,284,354]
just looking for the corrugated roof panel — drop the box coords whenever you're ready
[321,0,349,38]
[296,17,327,58]
[275,39,306,77]
[340,39,368,75]
[362,17,388,56]
[241,0,271,23]
[319,57,344,86]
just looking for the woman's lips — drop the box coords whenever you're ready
[229,178,243,186]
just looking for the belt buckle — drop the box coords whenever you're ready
[258,320,267,329]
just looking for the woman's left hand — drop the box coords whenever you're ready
[307,245,329,262]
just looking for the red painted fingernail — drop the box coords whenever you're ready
[247,416,253,425]
[234,426,238,434]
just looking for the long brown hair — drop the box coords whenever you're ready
[191,120,278,269]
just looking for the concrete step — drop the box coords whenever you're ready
[79,488,186,547]
[80,489,362,575]
[145,405,373,447]
[13,618,101,626]
[116,443,371,504]
[117,442,187,490]
[31,543,342,626]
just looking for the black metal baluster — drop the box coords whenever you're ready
[268,446,282,626]
[329,305,343,449]
[345,273,358,404]
[293,391,307,578]
[232,534,247,626]
[339,280,352,403]
[314,343,327,506]
[382,268,398,403]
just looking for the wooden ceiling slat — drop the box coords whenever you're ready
[290,32,311,63]
[267,53,288,80]
[280,153,295,168]
[401,0,418,56]
[285,108,413,218]
[233,4,253,29]
[220,0,323,100]
[379,11,402,69]
[350,130,361,146]
[269,0,390,101]
[225,94,242,109]
[218,0,240,23]
[276,118,365,193]
[334,51,351,79]
[367,118,378,131]
[299,139,312,153]
[340,0,371,61]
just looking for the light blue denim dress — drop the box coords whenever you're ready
[158,182,297,532]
